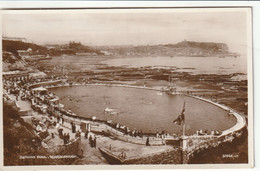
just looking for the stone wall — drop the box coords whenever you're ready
[47,137,82,164]
[99,147,182,165]
[123,148,182,164]
[55,137,81,155]
[184,127,246,164]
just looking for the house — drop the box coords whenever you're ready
[17,48,33,57]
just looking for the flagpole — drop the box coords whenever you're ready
[182,122,185,137]
[182,101,186,137]
[181,101,187,164]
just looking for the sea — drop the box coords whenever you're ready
[101,56,247,76]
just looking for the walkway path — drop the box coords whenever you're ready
[73,134,109,165]
[8,94,32,111]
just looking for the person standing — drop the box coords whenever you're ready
[94,136,97,148]
[72,124,76,133]
[67,133,70,143]
[89,135,93,147]
[146,136,150,146]
[63,133,67,144]
[85,131,88,139]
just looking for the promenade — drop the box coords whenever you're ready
[3,77,247,164]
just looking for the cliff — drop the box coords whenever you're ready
[98,41,235,57]
[3,100,81,166]
[3,101,54,165]
[167,41,229,52]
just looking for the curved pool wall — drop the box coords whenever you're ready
[43,83,245,133]
[188,95,246,136]
[48,83,237,135]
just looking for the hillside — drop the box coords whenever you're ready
[166,41,229,52]
[2,40,47,71]
[3,101,57,165]
[98,41,236,57]
[3,40,48,57]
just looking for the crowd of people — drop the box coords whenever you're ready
[3,76,77,145]
[113,123,145,138]
[196,129,222,136]
[59,131,70,145]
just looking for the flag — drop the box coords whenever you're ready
[173,102,185,125]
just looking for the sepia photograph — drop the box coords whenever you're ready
[1,7,253,169]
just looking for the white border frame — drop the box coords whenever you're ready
[0,1,259,171]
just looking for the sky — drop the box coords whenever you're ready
[2,8,250,54]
